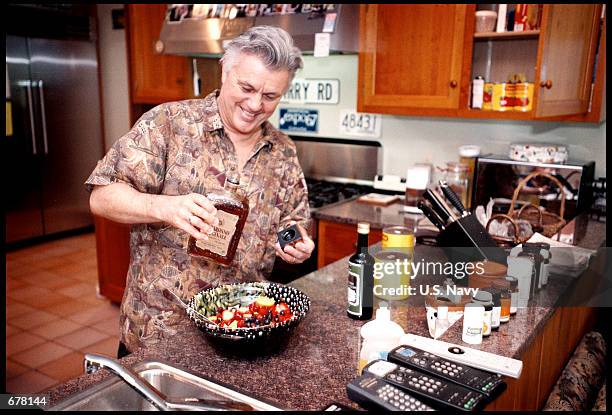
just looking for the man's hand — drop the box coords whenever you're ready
[274,222,314,264]
[156,193,219,241]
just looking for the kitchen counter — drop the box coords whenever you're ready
[313,197,423,230]
[47,215,606,410]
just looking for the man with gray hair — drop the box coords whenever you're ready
[86,25,314,356]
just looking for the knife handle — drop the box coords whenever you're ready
[439,180,468,216]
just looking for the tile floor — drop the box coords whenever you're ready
[5,232,121,393]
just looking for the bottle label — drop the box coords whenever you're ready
[347,262,362,316]
[483,310,492,335]
[492,307,501,326]
[195,210,239,256]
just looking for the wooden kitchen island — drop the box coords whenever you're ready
[46,215,606,411]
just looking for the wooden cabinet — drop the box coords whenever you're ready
[317,220,382,268]
[94,215,130,304]
[534,5,601,117]
[358,4,469,113]
[485,307,596,410]
[126,4,191,104]
[358,4,605,122]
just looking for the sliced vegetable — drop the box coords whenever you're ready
[210,296,293,329]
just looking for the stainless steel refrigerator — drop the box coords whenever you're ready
[5,9,104,244]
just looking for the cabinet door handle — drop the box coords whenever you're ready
[539,80,553,89]
[450,80,458,88]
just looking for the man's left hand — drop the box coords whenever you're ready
[274,222,314,264]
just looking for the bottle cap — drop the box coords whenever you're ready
[484,288,501,305]
[360,302,404,340]
[357,222,370,234]
[459,145,481,158]
[472,290,493,304]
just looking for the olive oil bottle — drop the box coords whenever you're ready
[347,222,374,320]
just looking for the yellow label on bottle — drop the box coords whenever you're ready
[482,83,494,111]
[382,233,415,250]
[6,101,13,136]
[195,210,238,257]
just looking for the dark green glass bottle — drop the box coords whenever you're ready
[347,222,374,320]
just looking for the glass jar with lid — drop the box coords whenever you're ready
[442,162,470,208]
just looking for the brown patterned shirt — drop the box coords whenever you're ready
[85,91,310,352]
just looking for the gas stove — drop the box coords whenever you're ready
[306,178,375,210]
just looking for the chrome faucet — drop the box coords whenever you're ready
[84,353,170,410]
[83,354,253,411]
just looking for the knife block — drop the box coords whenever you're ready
[437,215,508,285]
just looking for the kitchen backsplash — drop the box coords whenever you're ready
[270,55,606,179]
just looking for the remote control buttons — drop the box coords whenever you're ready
[448,346,465,354]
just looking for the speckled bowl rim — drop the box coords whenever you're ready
[186,282,310,341]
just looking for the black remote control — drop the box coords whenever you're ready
[363,360,486,411]
[347,372,433,411]
[388,345,506,400]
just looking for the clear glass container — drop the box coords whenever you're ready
[443,162,470,208]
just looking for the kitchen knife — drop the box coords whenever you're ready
[418,200,446,231]
[439,180,469,217]
[423,189,454,225]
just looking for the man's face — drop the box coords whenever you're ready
[218,53,291,137]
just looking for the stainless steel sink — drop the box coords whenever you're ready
[48,360,281,411]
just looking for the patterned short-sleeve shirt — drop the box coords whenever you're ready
[85,91,310,352]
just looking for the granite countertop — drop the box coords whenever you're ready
[313,197,422,230]
[47,215,606,410]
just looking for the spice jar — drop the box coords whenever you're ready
[441,162,470,208]
[493,280,511,323]
[482,302,493,336]
[505,276,519,315]
[485,288,501,331]
[472,290,493,337]
[462,303,484,345]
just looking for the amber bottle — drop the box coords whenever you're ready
[187,176,249,266]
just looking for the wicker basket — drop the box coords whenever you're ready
[508,171,566,237]
[486,213,523,247]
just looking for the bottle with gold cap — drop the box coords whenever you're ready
[347,222,374,320]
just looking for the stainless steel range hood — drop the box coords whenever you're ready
[157,4,359,57]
